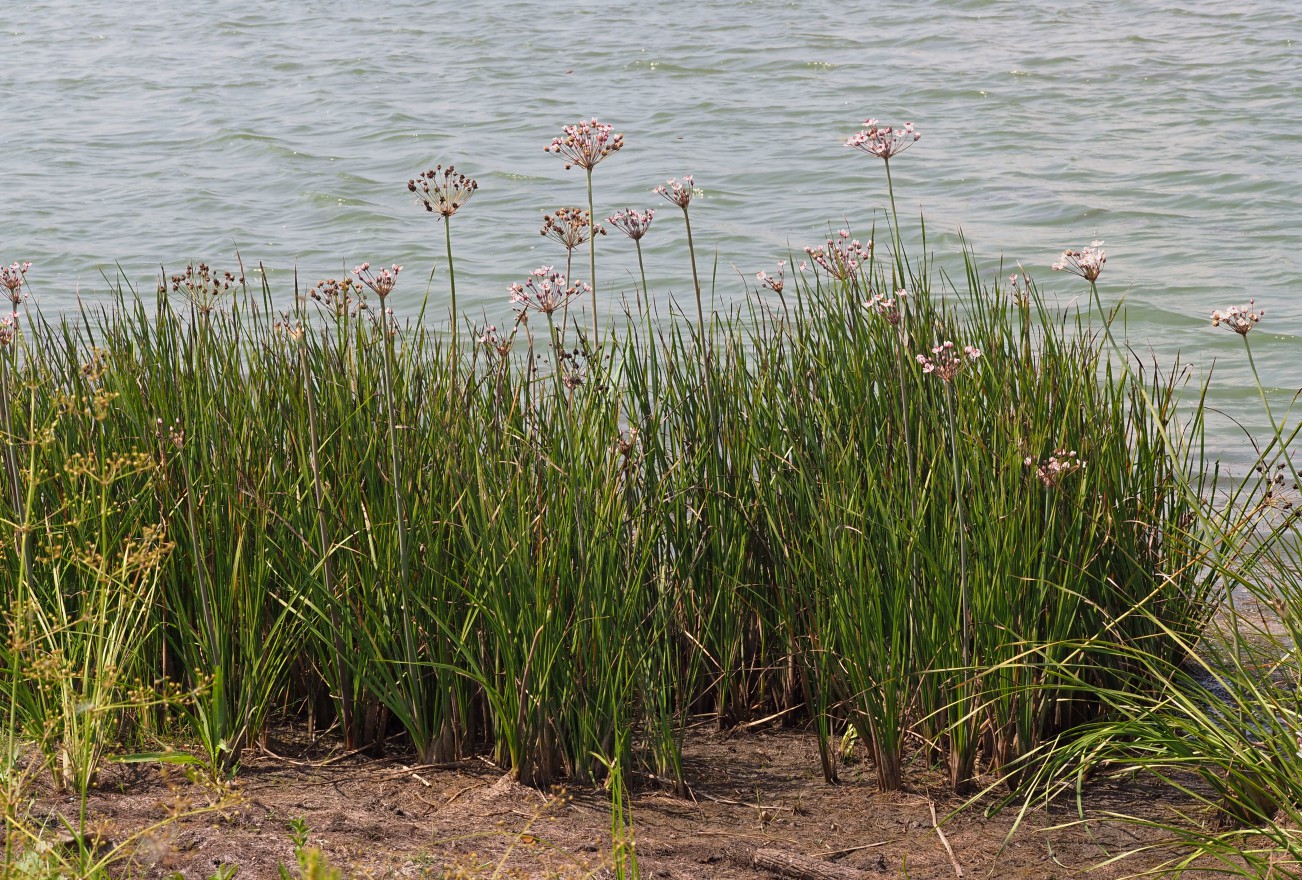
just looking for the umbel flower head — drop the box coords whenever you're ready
[509,266,589,317]
[606,208,655,241]
[1053,240,1106,282]
[804,230,872,282]
[309,276,367,318]
[546,118,623,171]
[864,289,906,326]
[1211,300,1264,336]
[1,261,32,308]
[655,176,698,209]
[541,208,604,252]
[409,165,478,218]
[916,341,981,382]
[352,263,402,300]
[169,263,243,315]
[845,118,920,160]
[1024,448,1086,488]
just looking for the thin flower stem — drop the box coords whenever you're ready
[895,331,916,500]
[587,168,598,339]
[634,239,647,314]
[561,251,573,346]
[683,207,704,348]
[445,218,458,365]
[884,159,905,285]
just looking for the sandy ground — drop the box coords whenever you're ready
[14,725,1238,879]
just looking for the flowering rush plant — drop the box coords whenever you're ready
[804,230,872,282]
[408,165,478,218]
[654,176,698,209]
[864,289,906,325]
[606,208,654,241]
[541,208,603,250]
[1025,449,1086,488]
[916,341,981,381]
[1053,240,1106,282]
[756,261,786,294]
[1211,301,1264,336]
[845,119,920,160]
[545,118,623,170]
[509,266,588,317]
[0,261,32,307]
[352,263,402,299]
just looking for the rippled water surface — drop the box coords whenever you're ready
[3,0,1299,454]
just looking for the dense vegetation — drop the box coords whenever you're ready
[2,118,1299,877]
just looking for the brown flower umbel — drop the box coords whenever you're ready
[169,263,242,316]
[309,276,367,318]
[408,165,478,218]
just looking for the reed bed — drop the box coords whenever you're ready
[0,248,1215,797]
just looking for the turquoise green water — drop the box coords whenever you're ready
[2,1,1298,456]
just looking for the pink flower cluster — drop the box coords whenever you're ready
[756,261,786,294]
[1211,301,1264,336]
[546,118,624,171]
[1024,449,1086,488]
[408,165,478,218]
[804,230,872,282]
[352,263,402,299]
[476,324,514,358]
[0,314,15,347]
[654,176,696,209]
[864,289,907,325]
[606,208,655,241]
[1,261,32,307]
[916,341,981,381]
[1052,241,1106,282]
[509,266,589,317]
[1008,271,1032,307]
[845,119,920,161]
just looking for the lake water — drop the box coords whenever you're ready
[2,0,1298,460]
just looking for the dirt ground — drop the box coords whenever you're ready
[26,727,1227,879]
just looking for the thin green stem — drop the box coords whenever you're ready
[634,239,647,315]
[883,159,904,284]
[445,217,458,365]
[682,207,704,348]
[587,168,598,339]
